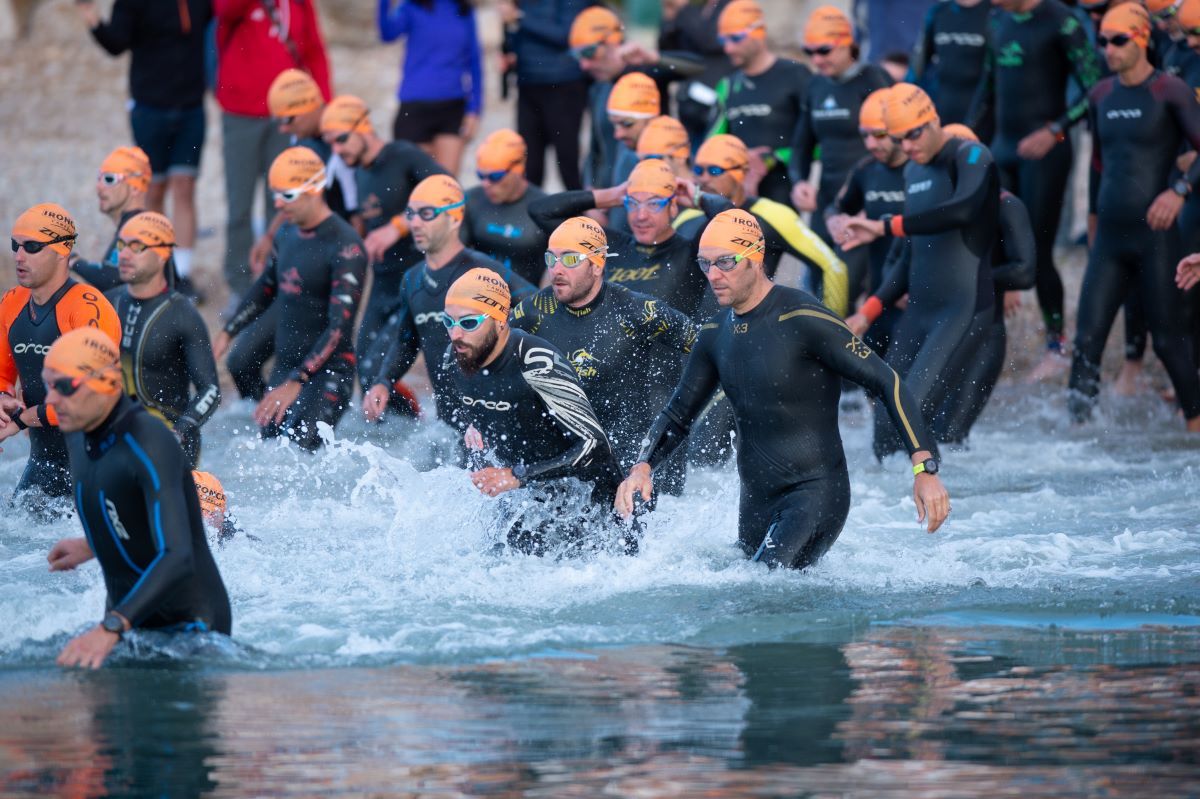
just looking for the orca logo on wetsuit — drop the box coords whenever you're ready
[414,311,444,326]
[1105,109,1143,120]
[934,32,986,47]
[105,498,131,541]
[13,343,51,355]
[462,395,513,411]
[728,104,772,120]
[865,190,905,203]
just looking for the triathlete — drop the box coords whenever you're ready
[0,204,120,510]
[790,4,893,298]
[636,115,693,179]
[708,0,812,204]
[106,212,219,469]
[528,158,733,321]
[825,87,908,354]
[510,216,699,495]
[444,269,631,556]
[362,175,536,424]
[614,209,949,570]
[909,0,993,131]
[1068,4,1200,431]
[213,148,366,451]
[319,95,448,396]
[968,0,1102,381]
[841,84,999,459]
[684,134,849,317]
[192,469,240,543]
[70,147,153,293]
[462,129,548,285]
[1173,0,1200,255]
[605,72,662,233]
[43,328,230,670]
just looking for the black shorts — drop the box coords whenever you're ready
[129,103,205,179]
[393,98,466,143]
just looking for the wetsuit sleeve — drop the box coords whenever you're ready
[787,305,938,458]
[644,51,706,81]
[516,344,612,482]
[887,143,993,237]
[966,26,995,133]
[1087,91,1101,216]
[788,87,818,184]
[223,258,278,336]
[908,4,937,84]
[994,194,1036,292]
[173,301,222,431]
[291,240,367,383]
[508,293,544,334]
[623,291,700,354]
[1054,14,1101,131]
[637,325,721,470]
[828,161,868,218]
[372,271,421,387]
[0,290,25,395]
[1164,75,1200,190]
[89,0,137,55]
[872,237,911,308]
[527,191,625,245]
[754,202,849,316]
[377,0,412,42]
[111,423,200,627]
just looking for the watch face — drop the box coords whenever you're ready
[924,459,939,475]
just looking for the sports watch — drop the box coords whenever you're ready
[511,464,528,485]
[1172,178,1191,197]
[101,612,126,638]
[913,458,940,477]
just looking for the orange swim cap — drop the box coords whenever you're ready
[269,146,326,196]
[637,116,690,160]
[549,216,609,266]
[569,6,623,49]
[1180,0,1200,27]
[804,5,854,47]
[320,95,373,136]
[44,327,122,395]
[699,209,765,263]
[268,68,323,118]
[192,470,228,528]
[99,146,152,193]
[941,123,979,142]
[476,128,527,174]
[445,268,511,323]
[859,87,891,131]
[884,82,939,136]
[1147,0,1180,13]
[12,203,77,257]
[118,211,175,260]
[1102,3,1152,47]
[718,0,766,38]
[695,134,749,173]
[607,72,661,119]
[627,158,676,199]
[408,174,465,221]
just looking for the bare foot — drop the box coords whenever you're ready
[1024,348,1070,384]
[1112,359,1145,396]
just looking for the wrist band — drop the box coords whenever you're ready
[888,215,906,237]
[12,412,28,431]
[860,296,884,324]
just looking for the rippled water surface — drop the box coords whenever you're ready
[2,385,1198,796]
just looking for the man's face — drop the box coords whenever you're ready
[579,42,625,81]
[547,248,603,305]
[273,187,323,227]
[446,303,500,375]
[626,191,674,245]
[695,165,741,200]
[408,203,457,255]
[898,123,940,165]
[479,164,524,205]
[699,245,758,308]
[1102,32,1142,71]
[722,28,762,69]
[808,42,854,77]
[862,128,898,163]
[610,116,648,149]
[96,173,132,215]
[325,130,365,167]
[42,366,108,433]
[12,236,65,291]
[117,240,165,286]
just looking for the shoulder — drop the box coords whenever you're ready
[1090,74,1117,102]
[166,291,207,323]
[514,330,568,368]
[748,196,799,226]
[0,287,30,326]
[776,58,812,80]
[863,63,893,88]
[464,186,486,207]
[1151,70,1190,101]
[773,289,849,329]
[122,405,184,467]
[512,286,558,320]
[952,138,994,167]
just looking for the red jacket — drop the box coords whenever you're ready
[214,0,332,117]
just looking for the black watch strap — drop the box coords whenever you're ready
[101,612,126,638]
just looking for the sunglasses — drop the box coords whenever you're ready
[476,159,523,183]
[11,235,77,255]
[610,118,640,130]
[272,171,327,203]
[98,172,138,186]
[623,195,672,213]
[115,237,175,254]
[404,200,465,221]
[890,123,929,143]
[718,23,762,46]
[1097,33,1133,47]
[803,44,835,57]
[696,241,764,274]
[48,366,115,398]
[332,110,370,144]
[571,42,601,60]
[693,163,744,177]
[860,128,889,140]
[544,250,593,269]
[441,312,490,332]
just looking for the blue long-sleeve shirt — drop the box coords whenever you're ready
[378,0,483,114]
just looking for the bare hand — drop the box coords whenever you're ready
[365,224,402,265]
[1003,291,1022,319]
[673,177,700,208]
[75,1,101,28]
[845,312,871,338]
[460,113,480,142]
[249,234,274,276]
[614,462,653,519]
[254,380,303,427]
[1147,189,1185,231]
[913,473,950,533]
[617,41,657,66]
[1177,252,1200,290]
[840,216,884,251]
[212,331,232,361]
[1017,127,1058,161]
[826,213,850,242]
[362,383,391,423]
[471,466,520,497]
[497,0,521,26]
[48,537,95,571]
[791,182,817,213]
[464,424,485,451]
[57,626,121,670]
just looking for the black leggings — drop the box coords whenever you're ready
[1069,221,1200,420]
[740,470,851,570]
[261,368,354,451]
[516,79,587,190]
[997,140,1073,339]
[227,304,278,401]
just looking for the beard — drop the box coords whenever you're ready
[453,326,499,375]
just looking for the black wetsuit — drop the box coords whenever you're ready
[1069,70,1200,422]
[936,189,1036,443]
[637,286,938,569]
[710,57,813,203]
[510,283,698,494]
[106,286,220,469]
[0,280,120,506]
[448,329,629,554]
[529,190,733,321]
[969,0,1101,343]
[223,214,367,450]
[72,209,144,292]
[354,140,448,390]
[1172,44,1200,254]
[69,395,230,634]
[910,0,993,131]
[826,154,907,352]
[461,184,549,286]
[869,137,999,459]
[369,248,536,421]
